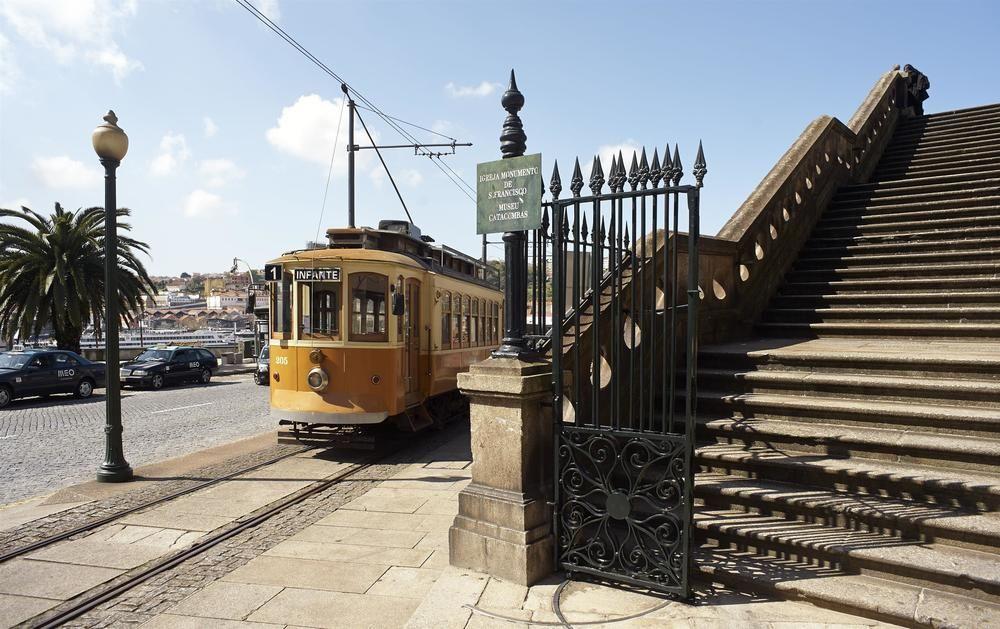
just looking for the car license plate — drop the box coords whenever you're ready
[120,369,131,377]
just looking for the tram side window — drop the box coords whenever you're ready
[450,293,460,348]
[471,298,479,346]
[487,300,494,344]
[493,304,501,344]
[271,273,292,335]
[349,273,388,342]
[462,295,471,347]
[299,283,340,338]
[440,291,451,347]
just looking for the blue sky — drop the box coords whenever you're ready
[2,0,998,276]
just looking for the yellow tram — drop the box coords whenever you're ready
[265,220,501,443]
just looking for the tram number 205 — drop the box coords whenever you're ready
[273,356,289,365]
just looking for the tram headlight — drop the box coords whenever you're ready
[306,367,329,392]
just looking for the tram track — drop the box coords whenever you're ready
[0,446,312,565]
[27,430,424,628]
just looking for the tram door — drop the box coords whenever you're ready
[404,278,421,400]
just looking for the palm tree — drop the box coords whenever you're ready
[0,203,157,353]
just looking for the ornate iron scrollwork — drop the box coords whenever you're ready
[557,427,688,592]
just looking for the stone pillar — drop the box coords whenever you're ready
[449,358,554,585]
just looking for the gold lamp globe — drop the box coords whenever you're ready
[92,110,129,162]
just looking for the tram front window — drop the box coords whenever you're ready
[349,272,388,342]
[299,283,340,338]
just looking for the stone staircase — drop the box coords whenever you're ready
[692,103,1000,626]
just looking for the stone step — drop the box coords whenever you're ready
[888,124,1000,150]
[835,175,1000,203]
[764,306,1000,323]
[696,472,1000,554]
[694,545,1000,628]
[806,224,1000,248]
[695,388,1000,437]
[842,168,1000,194]
[828,188,1000,213]
[780,276,1000,295]
[874,155,1000,181]
[810,212,1000,237]
[786,260,1000,280]
[695,442,1000,510]
[898,103,1000,129]
[892,120,1000,148]
[802,235,1000,257]
[881,141,1000,167]
[880,137,1000,164]
[876,149,1000,177]
[820,203,1000,227]
[695,509,1000,605]
[698,365,1000,407]
[756,320,1000,338]
[772,292,1000,309]
[700,415,1000,471]
[699,338,1000,380]
[797,245,1000,266]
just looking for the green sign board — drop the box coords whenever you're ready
[476,153,542,234]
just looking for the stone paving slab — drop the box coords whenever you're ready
[367,566,441,599]
[0,498,90,532]
[29,538,167,570]
[0,558,122,600]
[0,593,56,627]
[247,587,420,629]
[264,539,432,568]
[139,613,283,628]
[314,509,429,531]
[222,555,388,593]
[164,581,282,621]
[115,508,234,532]
[295,524,427,549]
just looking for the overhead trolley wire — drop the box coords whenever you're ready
[233,0,478,210]
[314,96,347,245]
[355,108,415,224]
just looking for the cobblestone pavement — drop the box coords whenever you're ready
[0,374,272,505]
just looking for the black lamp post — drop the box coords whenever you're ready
[492,70,530,359]
[93,110,133,483]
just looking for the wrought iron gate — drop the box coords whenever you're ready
[538,145,704,598]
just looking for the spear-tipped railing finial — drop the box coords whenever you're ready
[693,140,707,188]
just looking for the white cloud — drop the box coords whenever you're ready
[199,158,245,188]
[31,156,102,189]
[593,140,643,181]
[0,33,19,94]
[266,94,374,175]
[150,133,190,177]
[0,0,142,84]
[203,117,218,138]
[182,189,237,219]
[444,81,501,98]
[257,0,281,22]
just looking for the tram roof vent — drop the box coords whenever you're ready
[377,219,421,240]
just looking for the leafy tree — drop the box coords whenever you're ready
[0,203,157,353]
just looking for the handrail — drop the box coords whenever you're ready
[679,65,928,342]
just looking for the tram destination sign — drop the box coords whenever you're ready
[476,153,542,234]
[293,267,341,282]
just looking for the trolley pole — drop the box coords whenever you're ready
[343,83,356,228]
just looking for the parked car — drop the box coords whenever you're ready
[254,345,270,386]
[0,349,106,409]
[120,346,218,390]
